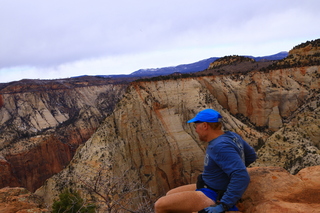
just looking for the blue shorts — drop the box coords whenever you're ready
[196,188,239,211]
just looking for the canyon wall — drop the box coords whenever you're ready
[251,92,320,174]
[0,79,128,191]
[1,39,319,212]
[35,65,320,211]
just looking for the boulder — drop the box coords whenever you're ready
[238,166,320,213]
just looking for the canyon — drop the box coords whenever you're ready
[36,63,320,212]
[0,77,128,191]
[0,39,319,212]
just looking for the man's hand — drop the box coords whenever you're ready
[204,204,225,213]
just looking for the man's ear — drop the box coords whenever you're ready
[202,122,209,129]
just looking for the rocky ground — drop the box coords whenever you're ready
[2,166,320,212]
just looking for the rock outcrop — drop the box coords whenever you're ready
[4,167,320,212]
[0,157,20,188]
[0,77,128,191]
[35,63,320,211]
[1,39,320,212]
[239,166,320,213]
[208,55,255,69]
[0,187,48,213]
[199,66,319,131]
[268,38,320,69]
[251,92,320,174]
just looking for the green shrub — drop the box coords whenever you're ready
[52,189,96,213]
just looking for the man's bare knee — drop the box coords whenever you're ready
[166,184,196,196]
[154,197,167,213]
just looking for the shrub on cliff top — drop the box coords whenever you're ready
[52,188,96,213]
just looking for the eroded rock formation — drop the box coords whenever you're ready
[1,39,320,212]
[0,78,128,191]
[0,187,48,213]
[35,63,320,211]
[239,166,320,213]
[251,93,320,174]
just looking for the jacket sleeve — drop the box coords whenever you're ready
[213,142,251,209]
[243,141,257,167]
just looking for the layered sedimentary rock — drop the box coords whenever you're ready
[251,93,320,174]
[34,76,266,210]
[35,64,320,211]
[2,40,320,212]
[0,78,127,191]
[199,66,319,131]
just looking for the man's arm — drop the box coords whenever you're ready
[243,141,257,166]
[213,143,251,209]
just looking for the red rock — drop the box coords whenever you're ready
[0,158,20,188]
[0,187,48,213]
[5,135,73,192]
[239,166,320,213]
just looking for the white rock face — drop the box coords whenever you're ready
[0,84,126,148]
[252,92,320,174]
[268,106,283,131]
[0,83,128,191]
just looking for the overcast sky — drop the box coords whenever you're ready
[0,0,319,83]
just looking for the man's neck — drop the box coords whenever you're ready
[206,130,225,142]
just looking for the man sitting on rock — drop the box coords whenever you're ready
[155,109,257,213]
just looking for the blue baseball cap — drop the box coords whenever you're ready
[187,109,222,123]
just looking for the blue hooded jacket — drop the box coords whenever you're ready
[202,131,257,208]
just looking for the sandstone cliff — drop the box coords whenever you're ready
[251,92,320,174]
[1,39,320,212]
[0,77,128,191]
[35,63,320,211]
[266,38,320,70]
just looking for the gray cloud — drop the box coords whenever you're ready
[0,0,320,82]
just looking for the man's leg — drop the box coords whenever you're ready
[166,184,196,195]
[155,189,215,213]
